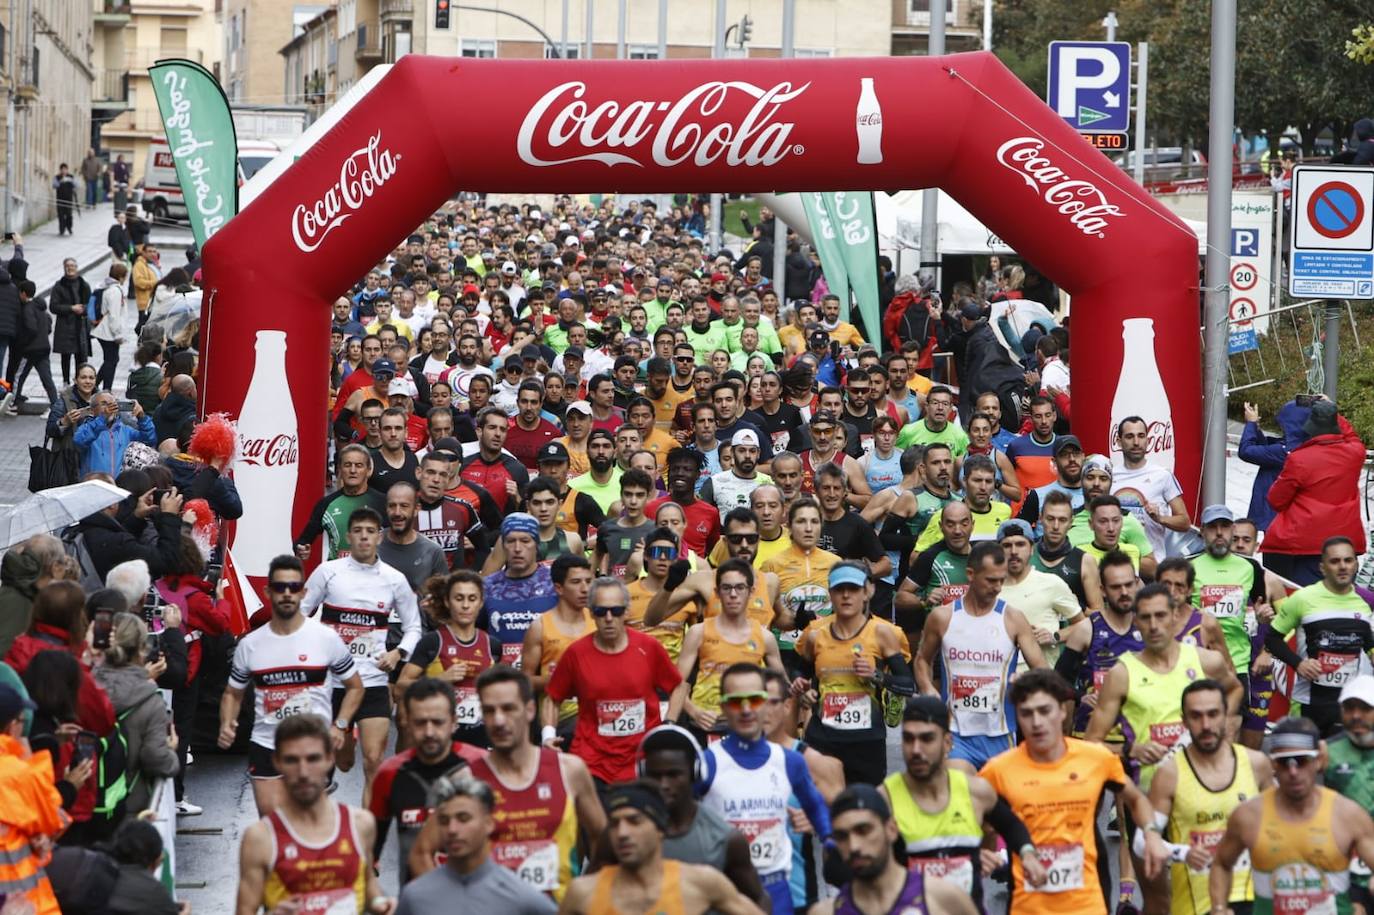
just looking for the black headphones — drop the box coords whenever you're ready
[635,723,707,784]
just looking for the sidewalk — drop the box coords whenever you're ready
[3,206,193,411]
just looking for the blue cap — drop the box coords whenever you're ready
[371,358,397,377]
[997,519,1037,542]
[500,512,540,540]
[829,564,869,590]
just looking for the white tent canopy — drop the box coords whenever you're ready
[757,190,1206,275]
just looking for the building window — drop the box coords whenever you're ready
[909,0,956,23]
[794,48,832,58]
[459,39,496,58]
[627,45,659,59]
[545,44,579,59]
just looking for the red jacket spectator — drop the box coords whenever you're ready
[6,621,116,822]
[155,575,234,683]
[1264,412,1366,555]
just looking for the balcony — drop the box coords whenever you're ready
[95,0,131,27]
[93,68,130,106]
[380,0,412,19]
[355,22,382,63]
[126,46,203,73]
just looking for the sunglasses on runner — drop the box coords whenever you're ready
[720,692,768,712]
[724,533,760,544]
[1273,754,1318,770]
[268,581,304,594]
[590,604,628,617]
[645,545,676,560]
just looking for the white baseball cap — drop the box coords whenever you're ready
[564,235,580,248]
[1340,675,1374,708]
[387,377,416,397]
[501,261,517,275]
[565,400,593,416]
[730,429,760,448]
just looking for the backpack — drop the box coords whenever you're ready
[93,691,162,823]
[86,287,103,323]
[47,845,120,915]
[60,526,103,592]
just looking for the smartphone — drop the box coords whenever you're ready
[117,399,136,412]
[74,730,98,763]
[1296,393,1317,408]
[3,232,12,241]
[91,609,113,650]
[145,632,161,665]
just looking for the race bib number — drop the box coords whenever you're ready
[910,855,975,892]
[1271,862,1336,915]
[493,840,560,893]
[289,888,356,915]
[951,675,1001,715]
[454,687,481,728]
[943,584,969,602]
[1025,844,1085,894]
[335,624,375,658]
[500,642,523,669]
[1092,667,1111,692]
[261,686,310,722]
[820,691,872,730]
[597,699,646,737]
[770,429,791,451]
[1149,720,1186,749]
[1316,651,1358,688]
[731,817,789,874]
[859,433,875,455]
[1201,584,1245,620]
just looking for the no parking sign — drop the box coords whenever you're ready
[1289,166,1374,298]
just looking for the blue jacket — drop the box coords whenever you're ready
[1237,399,1310,531]
[73,413,157,478]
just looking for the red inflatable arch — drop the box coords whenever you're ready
[201,52,1200,577]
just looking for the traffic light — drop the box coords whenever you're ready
[435,0,450,29]
[738,15,753,47]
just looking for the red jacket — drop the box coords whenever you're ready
[1264,415,1367,555]
[5,623,116,821]
[157,575,234,683]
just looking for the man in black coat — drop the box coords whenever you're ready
[74,489,184,581]
[153,374,197,444]
[0,247,23,389]
[49,257,92,384]
[954,299,1025,428]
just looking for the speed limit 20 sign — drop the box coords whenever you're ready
[1228,192,1275,355]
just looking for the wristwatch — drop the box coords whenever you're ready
[333,717,349,730]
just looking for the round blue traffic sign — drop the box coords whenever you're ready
[1307,181,1365,239]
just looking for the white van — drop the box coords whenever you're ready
[140,137,279,223]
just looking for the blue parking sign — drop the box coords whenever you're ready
[1047,41,1132,133]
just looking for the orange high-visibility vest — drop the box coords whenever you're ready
[0,734,70,915]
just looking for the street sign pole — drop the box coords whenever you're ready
[1324,300,1341,399]
[919,0,946,290]
[1201,0,1237,508]
[773,0,794,297]
[1133,42,1148,186]
[709,0,727,255]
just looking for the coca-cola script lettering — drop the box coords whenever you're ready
[240,433,299,468]
[1109,421,1174,458]
[516,80,810,169]
[291,133,400,253]
[994,137,1124,239]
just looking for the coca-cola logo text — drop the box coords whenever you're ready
[1109,420,1174,456]
[291,133,400,253]
[516,80,810,169]
[857,112,882,127]
[994,137,1124,239]
[240,433,299,467]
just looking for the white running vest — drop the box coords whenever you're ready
[702,742,794,877]
[941,598,1019,737]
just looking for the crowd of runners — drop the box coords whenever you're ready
[109,196,1374,914]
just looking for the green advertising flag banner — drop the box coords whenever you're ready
[822,191,882,354]
[800,191,851,321]
[149,59,239,249]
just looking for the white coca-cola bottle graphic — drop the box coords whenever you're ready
[856,77,883,165]
[1110,318,1176,471]
[231,330,300,577]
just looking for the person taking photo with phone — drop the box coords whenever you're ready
[73,390,156,479]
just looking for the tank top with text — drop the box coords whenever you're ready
[626,578,693,661]
[426,626,498,732]
[884,768,984,903]
[940,599,1018,737]
[1251,788,1351,915]
[1119,644,1202,790]
[469,748,579,900]
[1167,745,1258,913]
[538,609,593,721]
[262,802,367,915]
[800,617,887,743]
[690,617,768,713]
